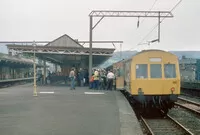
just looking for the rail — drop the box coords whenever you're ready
[140,115,193,135]
[178,97,200,107]
[175,102,200,115]
[181,87,200,97]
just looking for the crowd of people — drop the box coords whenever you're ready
[69,68,116,91]
[36,67,117,91]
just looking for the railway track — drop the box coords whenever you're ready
[167,97,200,135]
[181,93,200,101]
[121,91,200,134]
[176,97,200,115]
[181,87,200,97]
[140,114,193,135]
[178,97,200,106]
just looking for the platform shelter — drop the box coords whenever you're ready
[0,52,41,85]
[7,34,115,84]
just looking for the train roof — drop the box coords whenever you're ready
[116,49,176,63]
[135,49,174,56]
[105,49,176,69]
[104,59,124,69]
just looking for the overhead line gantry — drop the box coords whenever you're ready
[88,10,173,76]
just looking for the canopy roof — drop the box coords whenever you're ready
[7,34,115,67]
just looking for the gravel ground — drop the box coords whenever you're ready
[169,107,200,135]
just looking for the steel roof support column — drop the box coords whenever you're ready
[55,64,58,72]
[89,16,93,77]
[43,60,46,85]
[33,42,37,96]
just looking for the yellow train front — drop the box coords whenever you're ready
[114,49,180,114]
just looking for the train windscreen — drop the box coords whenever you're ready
[150,64,162,78]
[164,64,176,78]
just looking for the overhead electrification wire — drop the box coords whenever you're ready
[137,0,183,46]
[126,0,159,51]
[116,0,183,53]
[139,0,158,25]
[160,0,183,22]
[150,0,158,10]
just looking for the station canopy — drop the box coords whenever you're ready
[0,52,35,68]
[7,34,115,67]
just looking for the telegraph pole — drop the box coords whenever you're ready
[89,16,93,77]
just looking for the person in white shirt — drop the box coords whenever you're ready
[106,70,115,90]
[69,68,75,90]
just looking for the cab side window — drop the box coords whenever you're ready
[136,64,147,79]
[164,64,176,78]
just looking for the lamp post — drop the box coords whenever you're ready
[33,41,37,96]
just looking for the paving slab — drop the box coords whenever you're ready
[0,85,143,135]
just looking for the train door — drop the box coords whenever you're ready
[113,62,124,90]
[124,60,131,92]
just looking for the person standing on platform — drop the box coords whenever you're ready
[93,69,99,90]
[69,68,75,90]
[89,73,94,89]
[79,68,84,87]
[106,70,115,90]
[113,75,116,90]
[99,70,106,90]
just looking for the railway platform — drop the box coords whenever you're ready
[0,85,143,135]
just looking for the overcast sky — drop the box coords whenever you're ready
[0,0,199,52]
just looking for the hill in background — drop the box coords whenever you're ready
[100,50,200,68]
[1,45,200,68]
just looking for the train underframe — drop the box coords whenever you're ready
[124,91,178,115]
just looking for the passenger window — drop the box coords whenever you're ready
[116,68,124,77]
[136,64,147,78]
[116,68,120,77]
[150,64,162,78]
[164,64,176,78]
